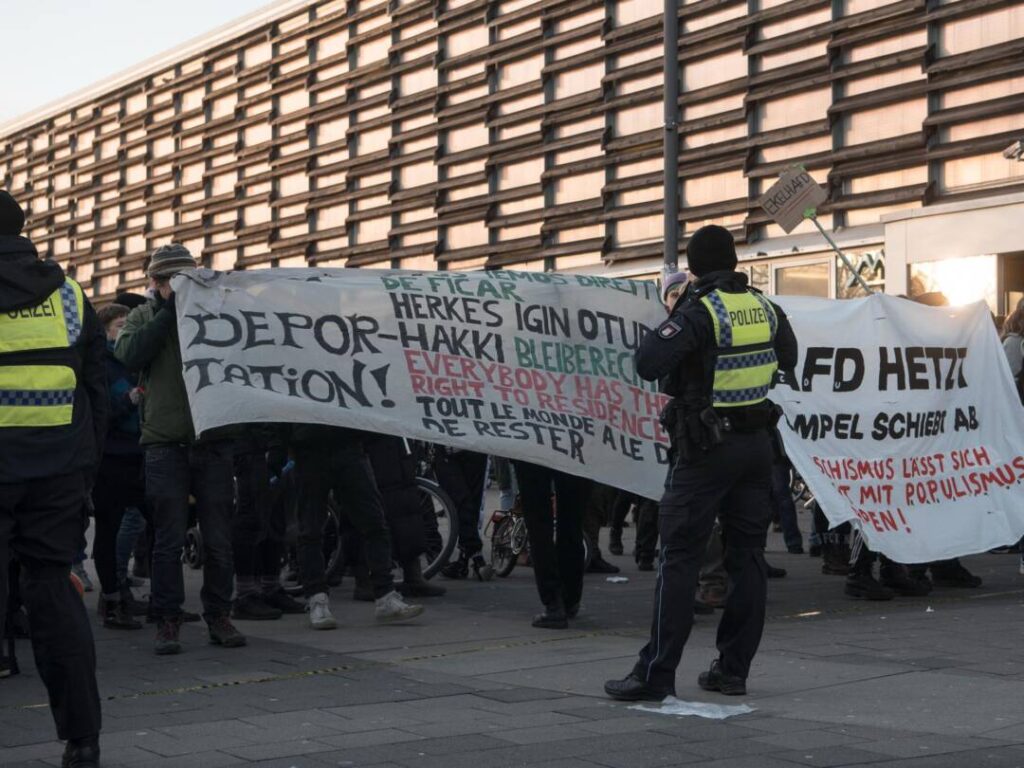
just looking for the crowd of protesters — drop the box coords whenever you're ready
[3,186,1024,768]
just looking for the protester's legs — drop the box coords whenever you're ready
[434,451,487,556]
[293,447,332,598]
[8,474,101,740]
[190,443,236,619]
[514,462,562,609]
[716,433,773,680]
[145,446,191,618]
[553,473,589,610]
[771,463,802,552]
[90,459,127,598]
[333,441,395,599]
[493,457,516,511]
[115,507,146,585]
[232,447,272,598]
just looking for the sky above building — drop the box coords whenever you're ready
[2,0,276,124]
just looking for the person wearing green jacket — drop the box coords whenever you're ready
[115,244,245,655]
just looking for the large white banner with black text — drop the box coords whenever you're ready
[172,269,1024,562]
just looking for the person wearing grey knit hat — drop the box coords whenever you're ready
[661,270,690,309]
[147,243,197,279]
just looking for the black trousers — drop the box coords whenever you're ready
[232,447,284,586]
[0,472,102,741]
[634,430,773,692]
[433,450,487,556]
[91,453,145,596]
[293,439,394,599]
[634,497,660,563]
[513,462,589,611]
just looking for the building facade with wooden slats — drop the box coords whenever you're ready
[2,0,1023,312]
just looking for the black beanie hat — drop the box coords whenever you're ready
[686,225,737,277]
[0,191,25,236]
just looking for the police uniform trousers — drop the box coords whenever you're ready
[0,472,102,740]
[634,429,773,693]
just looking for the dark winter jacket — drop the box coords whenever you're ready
[0,235,108,481]
[103,340,142,455]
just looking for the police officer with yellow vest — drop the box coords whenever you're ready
[0,191,106,766]
[605,225,798,701]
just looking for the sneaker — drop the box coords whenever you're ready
[1,654,17,678]
[262,587,307,614]
[154,618,182,655]
[307,592,337,630]
[375,590,424,623]
[103,601,142,630]
[637,558,654,572]
[698,659,747,696]
[930,561,983,588]
[232,594,283,621]
[532,605,568,629]
[72,563,94,592]
[844,571,894,601]
[207,616,247,647]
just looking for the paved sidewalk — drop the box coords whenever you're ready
[3,520,1024,768]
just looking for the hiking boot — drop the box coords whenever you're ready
[398,558,447,598]
[698,659,747,696]
[307,592,338,630]
[262,587,306,614]
[62,734,100,768]
[103,600,142,630]
[232,594,283,621]
[604,672,670,702]
[844,571,894,601]
[471,554,494,581]
[207,616,247,647]
[440,551,469,579]
[608,529,624,556]
[880,565,932,597]
[375,590,424,623]
[930,560,982,588]
[154,618,182,655]
[587,554,620,574]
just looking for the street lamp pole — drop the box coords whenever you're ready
[663,0,680,268]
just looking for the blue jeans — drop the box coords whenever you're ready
[145,442,235,620]
[116,506,146,584]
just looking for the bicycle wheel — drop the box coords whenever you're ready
[491,516,517,577]
[416,477,459,579]
[323,495,345,583]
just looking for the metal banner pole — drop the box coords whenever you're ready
[807,214,873,295]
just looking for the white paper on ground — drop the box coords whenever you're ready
[629,696,755,720]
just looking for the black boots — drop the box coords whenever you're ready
[399,558,446,598]
[604,672,671,702]
[63,735,100,768]
[440,551,494,581]
[698,659,747,696]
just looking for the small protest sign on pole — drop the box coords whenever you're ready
[758,166,873,295]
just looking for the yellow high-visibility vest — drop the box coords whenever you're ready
[698,288,778,408]
[0,278,84,427]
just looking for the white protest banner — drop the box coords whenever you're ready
[172,268,672,500]
[771,294,1024,563]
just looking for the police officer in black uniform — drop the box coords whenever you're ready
[604,225,798,700]
[0,191,105,766]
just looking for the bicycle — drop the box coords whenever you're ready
[488,503,593,578]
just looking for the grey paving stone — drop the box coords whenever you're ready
[475,687,573,703]
[134,751,247,768]
[584,745,707,768]
[770,746,905,766]
[491,724,598,745]
[752,729,867,751]
[220,738,336,761]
